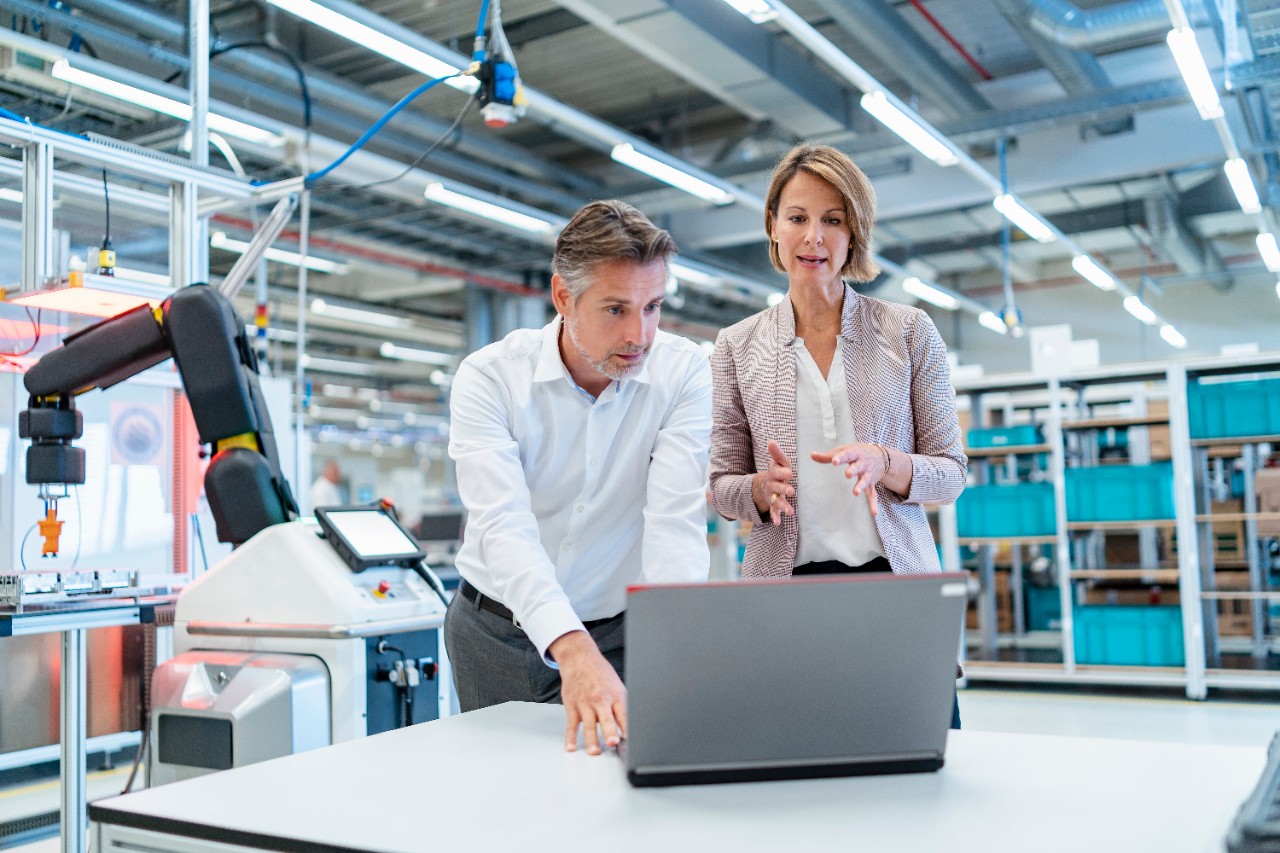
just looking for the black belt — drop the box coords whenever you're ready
[458,580,620,630]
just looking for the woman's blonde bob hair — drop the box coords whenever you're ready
[764,144,880,283]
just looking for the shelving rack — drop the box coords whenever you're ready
[950,354,1280,699]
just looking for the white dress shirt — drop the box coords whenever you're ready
[449,316,712,659]
[309,476,342,511]
[792,337,884,568]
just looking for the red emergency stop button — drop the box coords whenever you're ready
[377,580,391,594]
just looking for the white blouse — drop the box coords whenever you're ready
[792,336,885,569]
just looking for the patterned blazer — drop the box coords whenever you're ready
[710,285,967,578]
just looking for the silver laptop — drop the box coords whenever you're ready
[621,572,968,787]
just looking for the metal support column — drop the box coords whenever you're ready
[21,141,54,290]
[170,181,199,289]
[1168,363,1207,699]
[1048,378,1075,671]
[59,628,87,853]
[188,0,210,279]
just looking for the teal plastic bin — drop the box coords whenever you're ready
[1187,377,1280,439]
[968,425,1042,448]
[1065,463,1174,522]
[1073,605,1184,666]
[956,482,1056,537]
[1025,585,1062,631]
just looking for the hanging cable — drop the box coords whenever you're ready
[99,170,115,276]
[1,307,43,358]
[328,91,477,195]
[302,72,464,187]
[209,41,312,135]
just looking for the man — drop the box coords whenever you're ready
[444,200,711,755]
[310,459,343,510]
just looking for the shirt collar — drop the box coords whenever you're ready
[776,283,859,343]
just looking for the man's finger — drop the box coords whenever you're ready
[614,699,629,740]
[580,707,602,755]
[564,708,581,752]
[867,486,880,516]
[599,710,622,749]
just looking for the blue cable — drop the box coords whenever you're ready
[302,0,492,186]
[473,0,490,61]
[303,73,459,187]
[0,105,86,139]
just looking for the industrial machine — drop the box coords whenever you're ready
[16,283,450,787]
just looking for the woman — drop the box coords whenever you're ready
[709,144,967,723]
[711,141,966,575]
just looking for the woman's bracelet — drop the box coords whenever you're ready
[876,443,892,477]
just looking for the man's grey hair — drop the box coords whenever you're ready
[550,200,677,300]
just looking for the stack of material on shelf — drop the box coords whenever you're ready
[964,570,1012,633]
[1148,400,1171,461]
[1258,468,1280,538]
[1216,570,1255,637]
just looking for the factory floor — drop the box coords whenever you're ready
[3,685,1278,852]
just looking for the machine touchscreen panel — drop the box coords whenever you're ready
[316,507,426,572]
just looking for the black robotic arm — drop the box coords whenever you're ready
[20,284,298,555]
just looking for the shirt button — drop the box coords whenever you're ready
[576,505,584,513]
[589,459,598,467]
[562,542,571,550]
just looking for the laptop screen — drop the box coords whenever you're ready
[622,573,967,786]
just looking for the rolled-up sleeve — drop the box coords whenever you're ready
[447,360,579,659]
[641,355,713,584]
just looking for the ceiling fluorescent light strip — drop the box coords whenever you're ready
[902,276,958,309]
[424,183,556,234]
[51,60,282,147]
[263,0,474,93]
[1223,158,1261,215]
[1159,324,1188,348]
[1122,295,1158,325]
[1166,27,1223,120]
[669,262,718,286]
[211,232,348,274]
[379,342,453,365]
[1256,233,1280,272]
[610,144,735,205]
[310,298,410,330]
[1071,254,1118,291]
[721,0,778,24]
[859,91,959,167]
[992,194,1056,243]
[977,311,1008,335]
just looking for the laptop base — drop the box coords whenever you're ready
[626,755,944,788]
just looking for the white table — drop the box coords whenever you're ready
[90,701,1264,853]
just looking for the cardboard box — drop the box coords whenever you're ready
[1257,468,1280,538]
[1218,598,1253,636]
[1147,400,1171,461]
[965,570,1012,633]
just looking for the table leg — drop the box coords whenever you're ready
[60,627,86,853]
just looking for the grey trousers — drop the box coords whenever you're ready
[443,590,626,713]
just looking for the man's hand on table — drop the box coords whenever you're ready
[549,630,627,755]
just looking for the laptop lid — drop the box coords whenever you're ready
[622,572,968,787]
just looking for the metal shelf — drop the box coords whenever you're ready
[1061,415,1169,430]
[1069,569,1180,582]
[1066,519,1177,530]
[964,443,1051,457]
[1190,434,1280,446]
